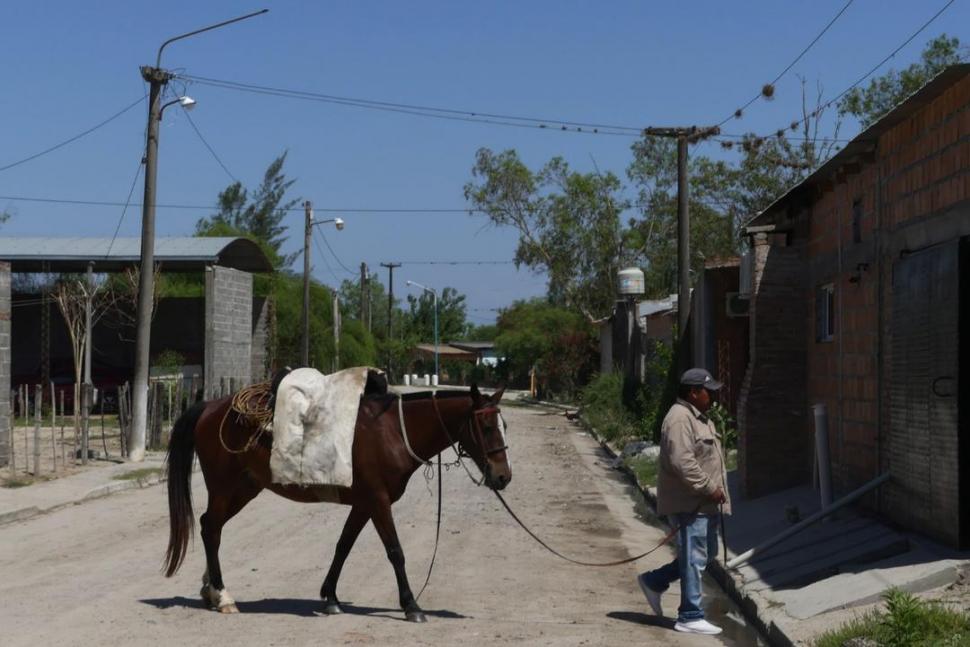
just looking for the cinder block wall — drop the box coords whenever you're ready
[0,262,9,467]
[737,233,811,497]
[251,296,272,383]
[204,266,253,398]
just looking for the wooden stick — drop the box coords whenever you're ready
[33,385,41,476]
[59,389,65,468]
[50,382,56,472]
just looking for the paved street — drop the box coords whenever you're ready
[0,402,758,646]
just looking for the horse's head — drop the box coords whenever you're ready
[460,384,511,491]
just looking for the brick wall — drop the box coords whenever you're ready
[738,233,812,497]
[747,72,970,544]
[204,266,253,398]
[0,263,9,467]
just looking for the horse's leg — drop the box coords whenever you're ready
[200,482,261,613]
[370,499,426,623]
[320,505,370,614]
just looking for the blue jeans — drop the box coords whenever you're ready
[641,513,719,622]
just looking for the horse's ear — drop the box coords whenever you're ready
[470,383,482,403]
[491,384,506,404]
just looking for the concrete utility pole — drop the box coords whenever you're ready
[301,202,345,368]
[380,262,401,378]
[130,9,268,462]
[332,294,341,373]
[359,262,368,324]
[303,201,313,366]
[642,126,720,343]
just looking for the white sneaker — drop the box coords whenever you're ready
[674,619,723,635]
[636,574,664,617]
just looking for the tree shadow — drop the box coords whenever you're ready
[607,610,676,631]
[140,596,467,621]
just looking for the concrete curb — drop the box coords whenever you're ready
[578,418,786,646]
[0,464,184,528]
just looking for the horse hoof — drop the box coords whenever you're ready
[322,603,342,615]
[405,610,427,623]
[218,603,240,614]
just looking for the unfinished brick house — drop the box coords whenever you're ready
[738,64,970,548]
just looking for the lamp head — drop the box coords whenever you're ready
[406,280,413,287]
[179,96,197,110]
[334,217,345,231]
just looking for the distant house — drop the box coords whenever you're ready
[739,64,970,548]
[449,341,501,367]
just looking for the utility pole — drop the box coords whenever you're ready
[130,64,170,463]
[130,9,268,463]
[332,294,341,373]
[380,262,401,379]
[359,262,368,324]
[302,201,312,366]
[642,126,719,365]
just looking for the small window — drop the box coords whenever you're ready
[816,283,836,342]
[852,199,863,244]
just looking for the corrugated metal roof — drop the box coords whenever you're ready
[639,294,678,317]
[0,236,273,272]
[747,64,970,229]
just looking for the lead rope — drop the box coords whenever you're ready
[492,490,703,567]
[415,453,442,602]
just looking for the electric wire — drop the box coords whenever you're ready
[744,0,957,144]
[310,231,341,284]
[104,156,144,259]
[179,100,239,183]
[312,227,355,276]
[180,74,642,137]
[0,95,147,173]
[718,0,856,127]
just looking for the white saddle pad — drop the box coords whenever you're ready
[270,366,373,486]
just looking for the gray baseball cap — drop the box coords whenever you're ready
[680,368,723,391]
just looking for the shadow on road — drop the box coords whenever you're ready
[607,610,677,630]
[140,597,467,621]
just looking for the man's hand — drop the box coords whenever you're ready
[710,486,727,504]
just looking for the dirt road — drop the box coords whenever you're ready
[0,401,760,646]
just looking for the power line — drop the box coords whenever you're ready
[719,0,856,127]
[0,95,147,173]
[105,156,144,259]
[181,74,644,137]
[0,194,485,213]
[743,0,957,145]
[310,231,341,284]
[395,260,515,266]
[179,100,238,183]
[313,227,355,276]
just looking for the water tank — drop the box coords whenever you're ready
[617,267,645,296]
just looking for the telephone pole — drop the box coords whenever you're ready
[302,201,312,366]
[130,9,268,462]
[642,126,719,353]
[380,262,401,378]
[359,262,368,325]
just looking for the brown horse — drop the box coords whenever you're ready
[162,374,510,622]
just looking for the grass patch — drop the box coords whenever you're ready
[625,455,660,488]
[2,477,35,488]
[112,467,162,481]
[815,588,970,647]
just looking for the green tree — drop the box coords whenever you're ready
[494,299,595,398]
[403,286,469,342]
[196,152,300,267]
[465,148,633,319]
[839,34,965,127]
[338,274,394,339]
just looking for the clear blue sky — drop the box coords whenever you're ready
[1,1,966,325]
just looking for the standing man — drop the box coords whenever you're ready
[637,368,730,635]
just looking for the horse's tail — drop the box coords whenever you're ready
[163,401,206,577]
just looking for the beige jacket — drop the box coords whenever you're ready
[656,399,731,516]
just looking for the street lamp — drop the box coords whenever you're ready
[129,9,267,463]
[406,280,438,383]
[302,200,345,366]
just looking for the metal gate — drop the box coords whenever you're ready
[889,240,961,546]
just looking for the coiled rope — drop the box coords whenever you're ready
[218,381,274,454]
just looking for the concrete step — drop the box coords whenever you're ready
[742,527,909,591]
